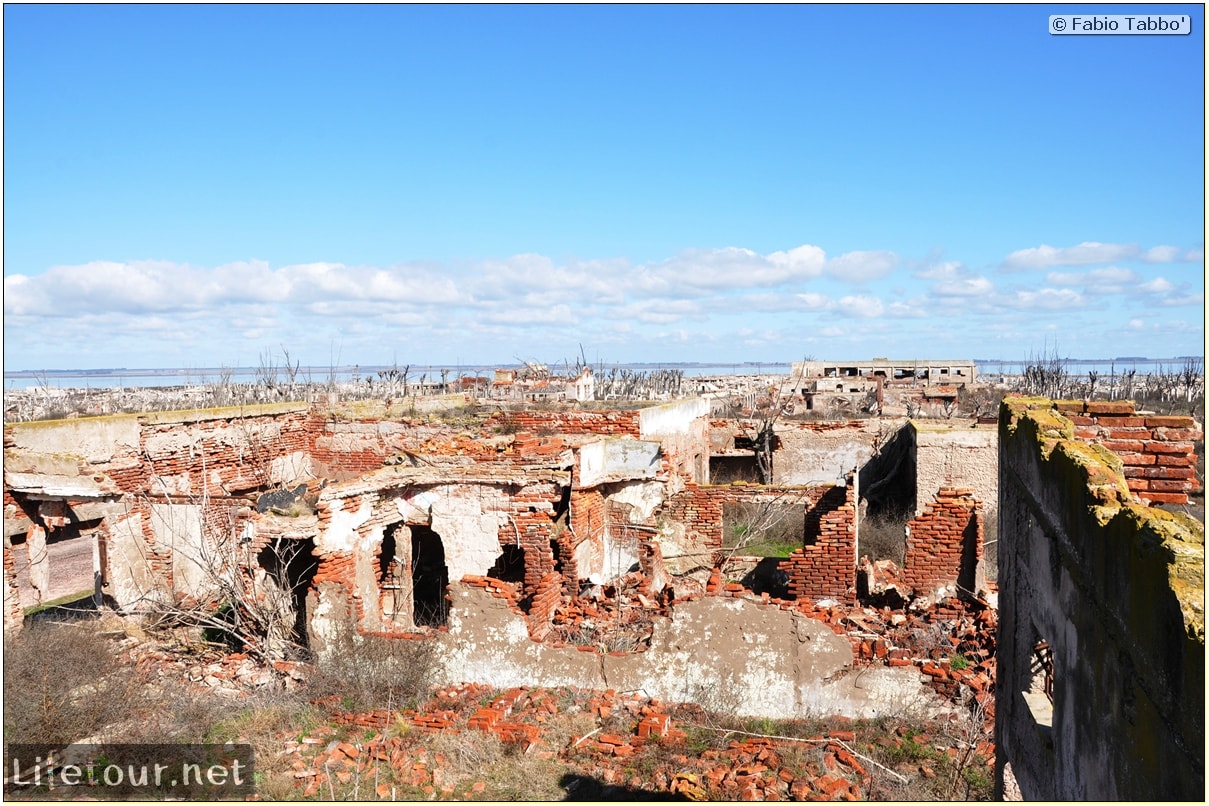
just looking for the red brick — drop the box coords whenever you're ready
[1153,428,1202,441]
[1145,441,1195,455]
[1144,416,1196,428]
[1100,416,1148,427]
[1086,401,1137,415]
[1103,427,1149,439]
[1100,440,1147,453]
[1151,479,1199,493]
[1115,452,1156,466]
[1141,491,1191,504]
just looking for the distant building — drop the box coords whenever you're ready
[790,359,977,390]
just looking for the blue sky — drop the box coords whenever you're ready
[3,4,1204,372]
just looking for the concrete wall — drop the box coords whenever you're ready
[996,398,1204,800]
[437,582,859,718]
[769,420,893,486]
[577,439,661,487]
[912,422,998,519]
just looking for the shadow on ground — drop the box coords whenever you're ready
[560,773,690,801]
[25,593,100,625]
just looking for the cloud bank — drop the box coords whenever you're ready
[3,240,1203,369]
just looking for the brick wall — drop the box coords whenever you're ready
[660,480,857,602]
[901,486,982,598]
[1056,400,1202,505]
[3,535,21,633]
[569,487,606,583]
[784,481,857,602]
[525,571,563,640]
[487,410,642,437]
[499,481,563,595]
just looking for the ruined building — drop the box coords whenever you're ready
[2,393,1203,792]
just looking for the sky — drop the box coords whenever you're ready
[3,4,1205,373]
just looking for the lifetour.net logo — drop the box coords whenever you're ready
[4,744,255,799]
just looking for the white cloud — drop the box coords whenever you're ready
[1139,277,1176,293]
[482,304,577,327]
[1008,288,1085,310]
[655,244,829,292]
[824,250,898,283]
[914,260,964,281]
[1157,293,1205,307]
[1046,267,1137,285]
[1141,245,1181,263]
[1044,267,1140,295]
[931,276,994,297]
[794,292,833,310]
[766,244,827,276]
[836,295,884,318]
[1002,241,1139,270]
[4,238,1202,370]
[884,299,931,318]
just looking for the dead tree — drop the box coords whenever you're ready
[1020,347,1070,399]
[1181,357,1203,405]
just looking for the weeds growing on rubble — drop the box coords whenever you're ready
[4,610,999,801]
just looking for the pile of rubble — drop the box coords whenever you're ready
[118,636,307,697]
[277,681,994,801]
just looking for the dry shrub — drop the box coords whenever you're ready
[860,508,910,565]
[3,622,142,745]
[307,632,437,712]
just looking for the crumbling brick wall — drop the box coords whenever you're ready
[137,409,314,496]
[997,398,1204,800]
[784,480,857,602]
[660,479,857,602]
[901,486,983,600]
[568,487,606,582]
[525,572,563,640]
[305,470,568,640]
[488,410,641,438]
[1055,400,1202,505]
[3,534,22,633]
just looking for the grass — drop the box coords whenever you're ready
[23,589,96,616]
[738,538,801,558]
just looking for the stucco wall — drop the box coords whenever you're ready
[770,420,894,487]
[912,422,998,519]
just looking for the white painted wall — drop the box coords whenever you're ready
[577,439,661,487]
[639,397,710,437]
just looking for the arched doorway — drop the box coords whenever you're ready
[410,525,449,627]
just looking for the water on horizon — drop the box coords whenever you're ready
[2,357,1199,391]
